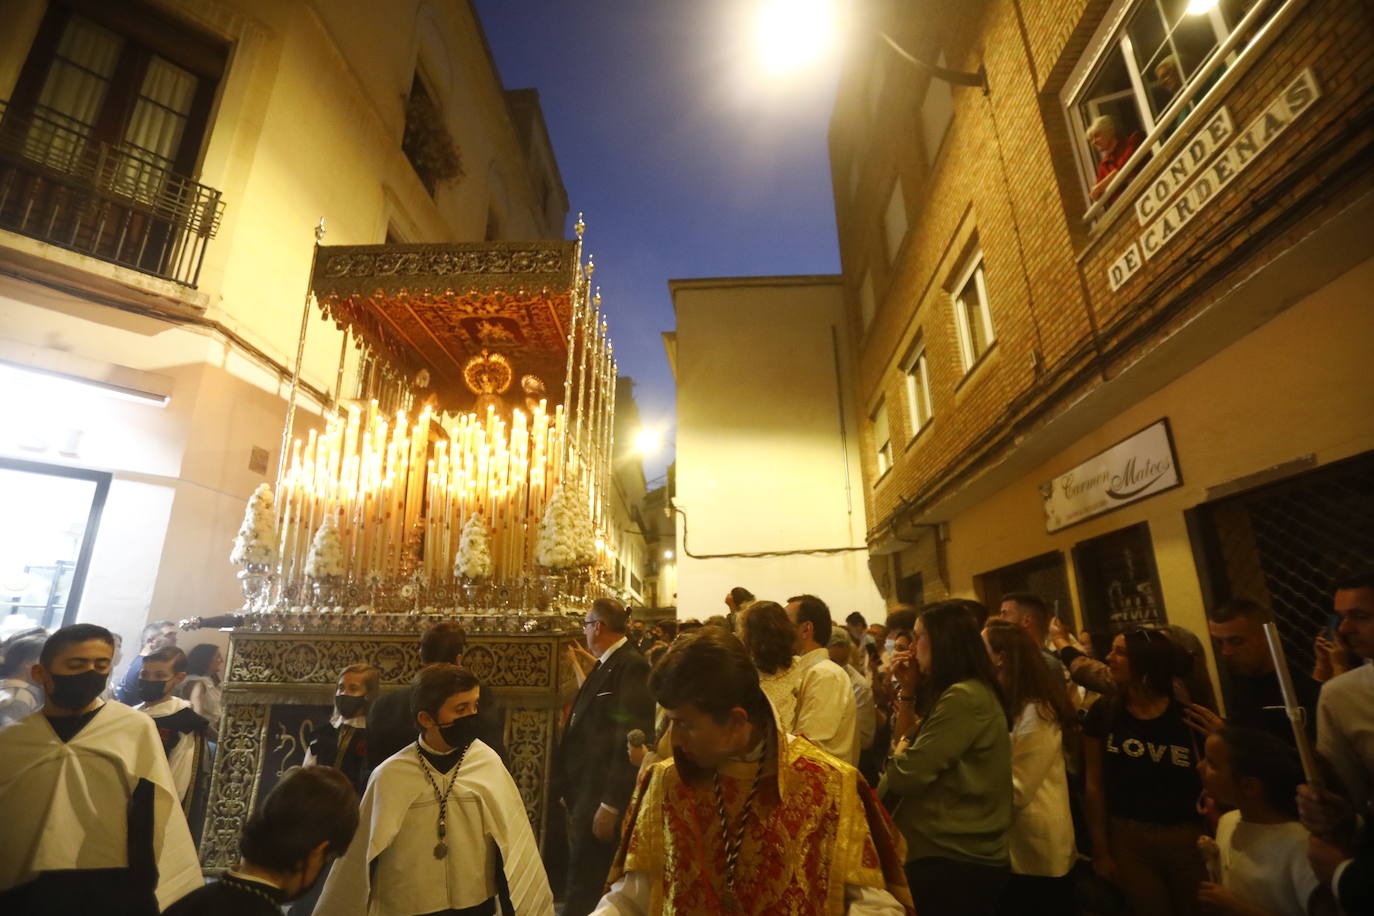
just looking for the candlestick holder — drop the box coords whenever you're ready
[237,563,275,611]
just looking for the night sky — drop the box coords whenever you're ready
[471,0,844,481]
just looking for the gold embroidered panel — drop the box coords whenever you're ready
[311,241,579,409]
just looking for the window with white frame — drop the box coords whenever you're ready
[1066,0,1270,204]
[902,341,933,435]
[952,253,995,371]
[859,270,876,332]
[920,52,955,163]
[871,400,892,476]
[883,178,908,263]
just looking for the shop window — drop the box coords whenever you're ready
[883,177,908,263]
[1066,0,1270,209]
[1071,522,1168,632]
[871,399,892,477]
[978,551,1077,632]
[901,339,932,436]
[0,457,110,630]
[858,269,876,333]
[952,252,995,371]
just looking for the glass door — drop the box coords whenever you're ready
[0,458,109,631]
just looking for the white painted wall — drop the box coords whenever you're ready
[670,277,884,622]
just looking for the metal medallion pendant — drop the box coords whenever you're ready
[433,842,448,860]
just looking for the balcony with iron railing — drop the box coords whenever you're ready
[0,101,224,288]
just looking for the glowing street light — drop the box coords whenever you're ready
[752,0,837,76]
[633,427,671,456]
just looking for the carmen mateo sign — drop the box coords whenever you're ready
[1040,419,1181,533]
[1108,68,1320,292]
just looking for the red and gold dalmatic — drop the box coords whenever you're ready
[607,730,915,915]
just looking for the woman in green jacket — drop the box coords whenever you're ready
[878,600,1014,916]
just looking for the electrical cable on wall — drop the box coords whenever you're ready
[672,506,868,560]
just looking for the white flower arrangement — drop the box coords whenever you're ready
[230,483,279,567]
[455,514,495,579]
[573,489,596,566]
[304,516,346,578]
[535,484,583,568]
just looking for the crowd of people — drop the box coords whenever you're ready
[0,572,1370,916]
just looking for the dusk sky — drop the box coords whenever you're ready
[472,0,846,480]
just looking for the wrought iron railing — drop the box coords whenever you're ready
[0,101,224,287]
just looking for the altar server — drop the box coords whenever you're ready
[304,663,377,794]
[135,646,211,811]
[0,623,202,915]
[315,663,554,916]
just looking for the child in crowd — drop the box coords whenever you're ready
[1197,726,1337,916]
[135,646,210,810]
[315,663,553,915]
[304,663,378,795]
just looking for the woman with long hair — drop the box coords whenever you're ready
[1083,627,1205,915]
[739,600,805,732]
[878,600,1013,916]
[983,619,1077,915]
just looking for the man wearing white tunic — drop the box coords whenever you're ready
[316,663,553,916]
[0,623,203,915]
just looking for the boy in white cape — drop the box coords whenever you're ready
[316,662,553,916]
[0,623,202,915]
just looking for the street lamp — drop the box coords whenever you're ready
[633,427,672,457]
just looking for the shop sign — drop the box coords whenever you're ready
[1040,419,1181,533]
[1108,68,1320,292]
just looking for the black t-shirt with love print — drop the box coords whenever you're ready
[1084,696,1202,825]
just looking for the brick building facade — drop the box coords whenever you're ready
[832,0,1374,674]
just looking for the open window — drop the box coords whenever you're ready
[1065,0,1269,209]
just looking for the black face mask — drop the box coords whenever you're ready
[438,713,482,752]
[136,678,169,704]
[48,669,108,710]
[335,694,367,719]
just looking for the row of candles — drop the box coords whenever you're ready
[267,220,622,597]
[272,307,620,592]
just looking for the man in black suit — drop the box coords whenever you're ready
[554,597,654,916]
[365,621,508,772]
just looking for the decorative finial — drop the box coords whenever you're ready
[594,287,602,306]
[574,213,585,239]
[314,218,326,243]
[585,256,595,279]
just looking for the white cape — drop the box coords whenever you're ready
[0,701,203,910]
[316,738,553,916]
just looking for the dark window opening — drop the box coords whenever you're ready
[402,74,462,196]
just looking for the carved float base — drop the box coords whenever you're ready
[199,613,578,871]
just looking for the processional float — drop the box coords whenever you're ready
[199,217,617,867]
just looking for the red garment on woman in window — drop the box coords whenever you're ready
[1095,130,1144,185]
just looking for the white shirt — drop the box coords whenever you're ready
[844,664,877,751]
[1007,702,1074,878]
[303,708,368,767]
[1215,810,1320,916]
[795,648,859,764]
[598,636,629,666]
[1315,661,1374,812]
[137,695,197,804]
